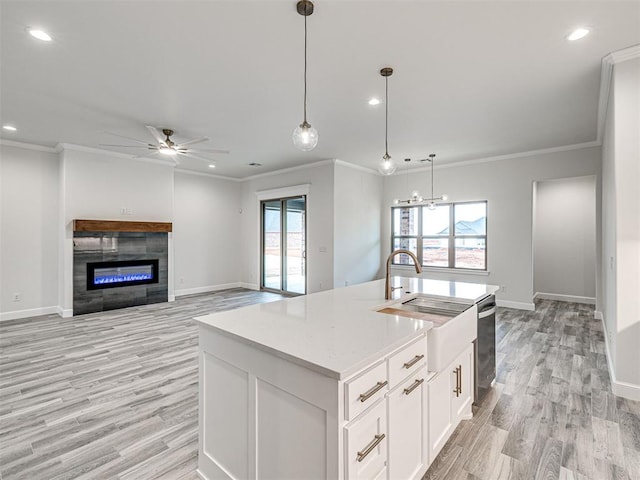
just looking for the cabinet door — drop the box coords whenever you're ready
[427,368,453,462]
[388,368,428,480]
[345,400,387,480]
[451,344,474,423]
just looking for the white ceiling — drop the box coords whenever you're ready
[1,1,639,178]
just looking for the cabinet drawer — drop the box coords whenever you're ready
[345,400,387,480]
[388,336,427,388]
[345,361,388,421]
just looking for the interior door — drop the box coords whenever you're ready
[261,196,306,295]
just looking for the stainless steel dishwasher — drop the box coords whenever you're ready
[474,294,496,405]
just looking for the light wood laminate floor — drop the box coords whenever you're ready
[1,293,639,479]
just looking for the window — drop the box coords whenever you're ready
[391,201,487,270]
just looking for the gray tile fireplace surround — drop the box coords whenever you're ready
[73,231,168,315]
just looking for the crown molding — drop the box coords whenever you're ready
[597,44,640,143]
[242,158,335,181]
[174,167,242,182]
[388,141,601,175]
[334,159,379,176]
[56,143,175,168]
[608,44,640,64]
[0,139,57,153]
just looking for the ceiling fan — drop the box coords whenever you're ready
[100,126,230,165]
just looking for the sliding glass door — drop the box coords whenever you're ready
[261,196,306,295]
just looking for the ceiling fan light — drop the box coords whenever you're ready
[159,146,177,155]
[292,122,318,151]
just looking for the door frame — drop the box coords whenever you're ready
[256,184,310,296]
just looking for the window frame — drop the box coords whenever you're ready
[391,200,488,271]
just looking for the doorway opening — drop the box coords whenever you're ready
[261,196,306,295]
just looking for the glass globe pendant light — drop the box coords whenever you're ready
[292,0,318,151]
[377,67,397,175]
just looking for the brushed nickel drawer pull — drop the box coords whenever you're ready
[458,364,463,395]
[453,366,461,396]
[403,354,424,369]
[356,433,386,462]
[359,381,388,402]
[403,378,424,395]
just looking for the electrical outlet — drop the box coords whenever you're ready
[344,280,349,286]
[501,285,507,293]
[179,277,185,285]
[12,292,21,302]
[319,281,323,289]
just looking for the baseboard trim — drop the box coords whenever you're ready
[57,306,73,318]
[594,310,603,320]
[534,292,596,305]
[0,306,59,322]
[239,282,259,291]
[168,295,176,302]
[175,283,244,297]
[600,313,640,401]
[496,300,535,311]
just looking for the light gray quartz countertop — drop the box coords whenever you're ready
[195,277,499,380]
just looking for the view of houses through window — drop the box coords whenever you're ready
[392,201,487,270]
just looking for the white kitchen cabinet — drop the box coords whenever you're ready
[427,343,474,462]
[451,343,473,421]
[387,367,428,480]
[345,400,388,480]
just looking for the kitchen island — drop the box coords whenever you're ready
[195,277,497,480]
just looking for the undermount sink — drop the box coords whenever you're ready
[376,295,478,371]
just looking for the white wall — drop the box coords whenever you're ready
[333,161,383,288]
[240,161,334,293]
[383,146,601,309]
[59,146,174,313]
[533,176,596,302]
[0,144,60,320]
[601,56,640,397]
[173,172,242,295]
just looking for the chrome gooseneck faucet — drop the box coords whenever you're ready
[385,249,422,300]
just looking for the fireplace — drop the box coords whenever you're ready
[87,259,159,290]
[73,223,170,315]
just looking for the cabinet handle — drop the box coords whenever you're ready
[359,381,388,402]
[403,354,425,369]
[403,378,424,395]
[453,366,461,397]
[458,364,463,395]
[356,433,386,462]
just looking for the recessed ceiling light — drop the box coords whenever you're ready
[368,98,380,106]
[567,28,589,41]
[208,164,216,169]
[28,29,52,42]
[2,125,17,131]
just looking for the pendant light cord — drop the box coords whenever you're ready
[431,157,434,199]
[385,76,389,156]
[303,13,308,123]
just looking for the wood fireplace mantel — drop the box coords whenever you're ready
[73,219,173,233]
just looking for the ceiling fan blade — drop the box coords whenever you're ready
[177,137,209,147]
[103,131,150,146]
[99,144,149,148]
[189,148,230,155]
[132,151,159,159]
[146,126,167,146]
